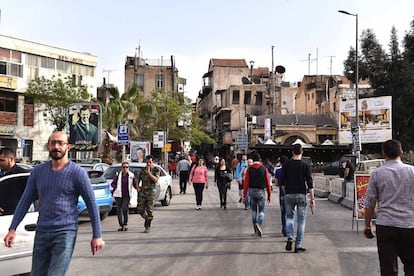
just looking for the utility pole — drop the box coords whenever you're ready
[271,45,276,115]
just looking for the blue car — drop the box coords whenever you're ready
[77,170,113,220]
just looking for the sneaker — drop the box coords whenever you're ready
[123,226,128,231]
[294,247,306,253]
[196,205,201,210]
[285,239,293,251]
[118,226,124,231]
[144,227,150,233]
[255,224,263,237]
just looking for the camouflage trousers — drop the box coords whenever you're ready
[137,193,155,221]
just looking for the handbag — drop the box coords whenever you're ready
[224,172,233,189]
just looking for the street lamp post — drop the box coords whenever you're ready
[339,10,361,161]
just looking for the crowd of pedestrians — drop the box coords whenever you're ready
[3,136,411,275]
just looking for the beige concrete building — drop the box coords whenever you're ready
[124,55,186,96]
[0,35,97,161]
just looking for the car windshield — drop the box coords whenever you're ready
[103,166,144,179]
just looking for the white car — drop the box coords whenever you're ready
[356,159,385,174]
[0,173,38,276]
[103,162,172,211]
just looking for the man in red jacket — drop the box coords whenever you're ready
[242,151,271,237]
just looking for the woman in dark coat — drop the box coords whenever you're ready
[214,158,232,209]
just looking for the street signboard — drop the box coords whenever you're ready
[153,131,164,148]
[236,133,248,150]
[117,124,129,145]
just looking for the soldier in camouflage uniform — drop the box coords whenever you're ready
[137,155,160,233]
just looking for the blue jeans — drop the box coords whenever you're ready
[285,193,307,249]
[249,188,266,225]
[245,191,251,209]
[342,180,354,198]
[32,230,77,276]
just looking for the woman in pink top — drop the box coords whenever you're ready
[189,158,209,210]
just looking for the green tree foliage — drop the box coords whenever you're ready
[343,20,414,150]
[100,85,214,161]
[26,75,90,130]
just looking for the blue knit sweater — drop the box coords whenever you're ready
[10,161,102,238]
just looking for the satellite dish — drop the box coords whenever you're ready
[252,76,261,84]
[242,77,251,84]
[275,65,286,74]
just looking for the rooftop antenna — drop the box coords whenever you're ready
[324,55,336,76]
[300,53,312,75]
[102,69,118,85]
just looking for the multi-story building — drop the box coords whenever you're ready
[0,35,97,161]
[197,58,290,157]
[295,75,372,141]
[124,55,186,96]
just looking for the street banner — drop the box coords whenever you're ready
[67,102,102,151]
[354,174,370,220]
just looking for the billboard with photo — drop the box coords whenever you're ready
[339,96,392,144]
[66,102,102,151]
[130,141,151,162]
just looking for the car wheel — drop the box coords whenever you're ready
[100,212,108,220]
[160,186,171,206]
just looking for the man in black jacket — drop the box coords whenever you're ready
[0,147,27,177]
[281,144,315,253]
[0,147,28,215]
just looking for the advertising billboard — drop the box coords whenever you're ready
[66,102,102,151]
[339,96,392,144]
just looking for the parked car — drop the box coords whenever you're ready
[355,159,385,174]
[77,170,113,220]
[16,163,34,172]
[78,162,110,172]
[0,172,37,276]
[323,154,369,177]
[103,162,172,211]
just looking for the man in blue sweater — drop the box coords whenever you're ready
[3,131,104,275]
[281,143,315,253]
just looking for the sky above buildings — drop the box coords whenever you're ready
[1,0,413,101]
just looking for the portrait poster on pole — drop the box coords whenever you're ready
[66,102,102,151]
[130,141,151,163]
[354,174,371,220]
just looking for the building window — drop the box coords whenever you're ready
[0,61,22,77]
[0,92,17,112]
[135,74,144,91]
[27,67,39,80]
[244,91,251,105]
[156,74,164,90]
[232,90,240,104]
[10,63,22,77]
[255,91,263,105]
[0,62,6,75]
[40,57,55,69]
